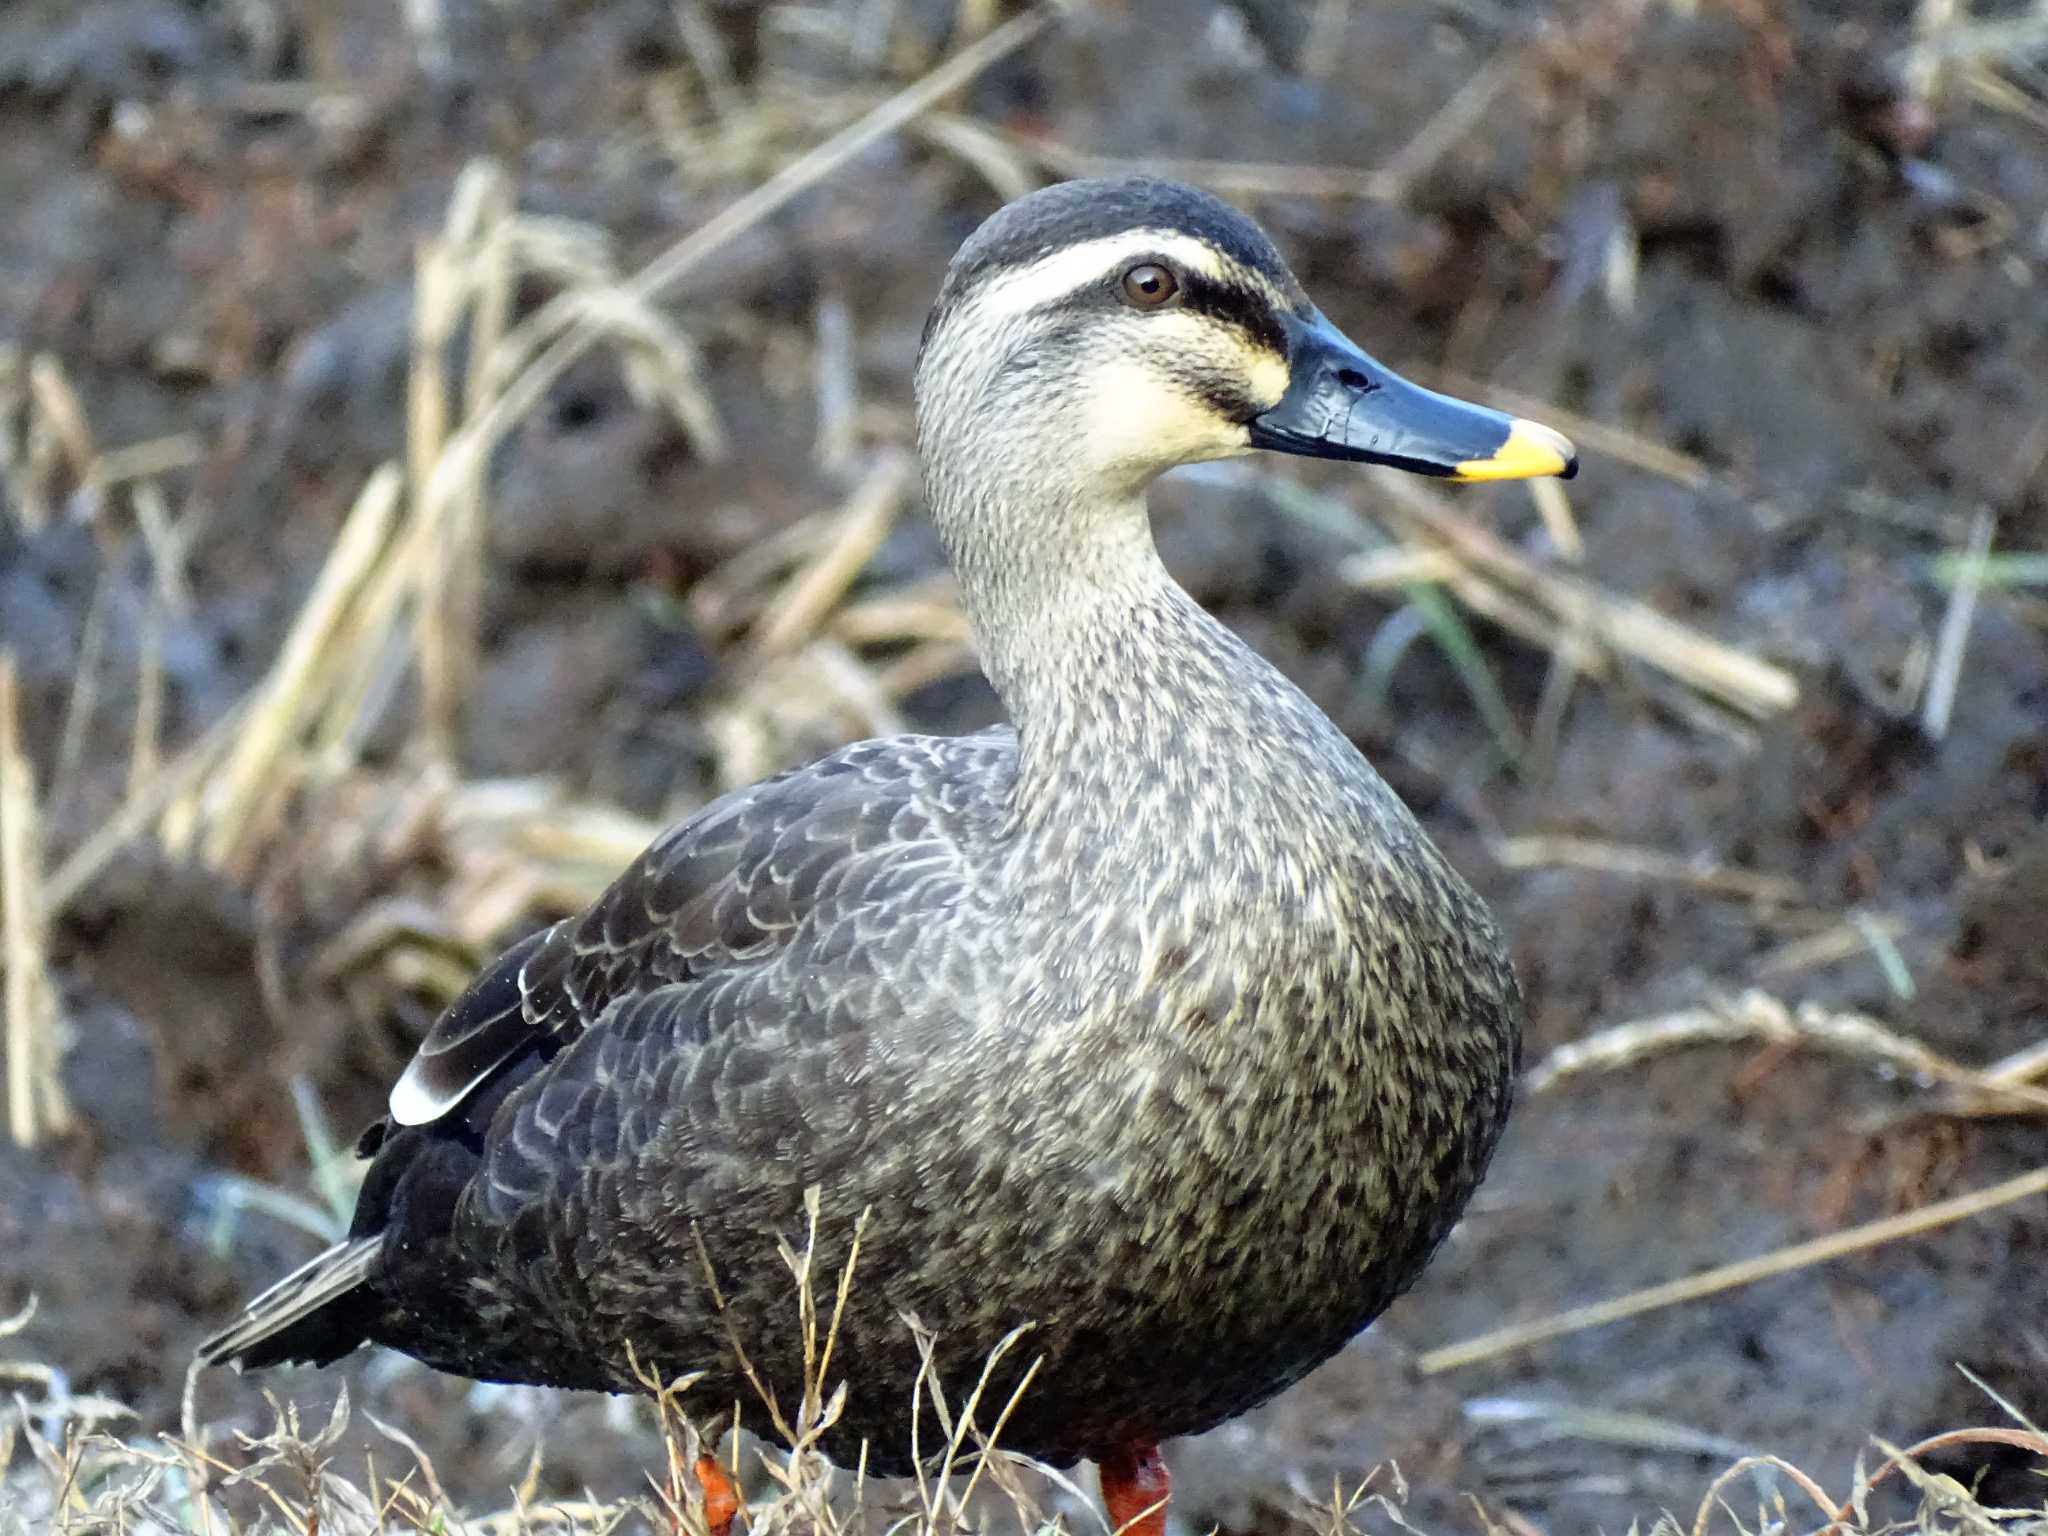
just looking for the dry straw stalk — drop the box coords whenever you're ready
[1420,1162,2048,1375]
[0,654,71,1145]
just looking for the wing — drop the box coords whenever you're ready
[383,730,1008,1134]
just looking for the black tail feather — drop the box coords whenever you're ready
[198,1236,379,1370]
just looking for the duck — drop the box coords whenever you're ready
[202,176,1575,1536]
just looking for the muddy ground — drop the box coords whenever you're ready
[2,0,2046,1531]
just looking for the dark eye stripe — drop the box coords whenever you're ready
[1176,271,1289,356]
[1188,375,1263,422]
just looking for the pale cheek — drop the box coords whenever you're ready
[1246,349,1289,413]
[1079,360,1250,480]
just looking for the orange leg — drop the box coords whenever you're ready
[695,1453,739,1536]
[1099,1441,1170,1536]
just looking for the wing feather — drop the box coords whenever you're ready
[387,927,551,1126]
[382,736,990,1133]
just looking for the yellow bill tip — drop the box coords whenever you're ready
[1452,418,1578,483]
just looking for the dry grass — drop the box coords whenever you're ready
[1362,468,1800,725]
[1526,989,2048,1114]
[1489,837,1806,907]
[1,1197,1077,1536]
[0,654,69,1147]
[7,1230,2047,1536]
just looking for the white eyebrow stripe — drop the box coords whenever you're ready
[967,230,1232,323]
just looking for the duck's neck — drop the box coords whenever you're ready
[931,466,1337,836]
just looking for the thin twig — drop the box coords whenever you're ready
[1984,1035,2048,1088]
[129,479,194,615]
[1752,912,1909,980]
[410,219,462,761]
[1688,1455,1840,1536]
[750,452,913,659]
[0,655,70,1145]
[126,596,164,801]
[1526,474,1583,563]
[26,352,95,485]
[1921,507,1995,740]
[49,573,112,816]
[1527,988,2048,1113]
[1493,834,1804,905]
[1375,46,1525,202]
[192,465,406,871]
[1419,1163,2048,1374]
[43,696,249,915]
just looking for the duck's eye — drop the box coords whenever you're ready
[1119,263,1179,309]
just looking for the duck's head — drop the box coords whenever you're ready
[916,176,1576,501]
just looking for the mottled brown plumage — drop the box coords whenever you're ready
[202,177,1574,1490]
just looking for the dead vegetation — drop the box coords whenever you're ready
[5,1227,2046,1536]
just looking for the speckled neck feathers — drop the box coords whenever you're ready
[911,176,1324,831]
[913,257,1348,850]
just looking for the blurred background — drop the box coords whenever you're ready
[1,0,2045,1530]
